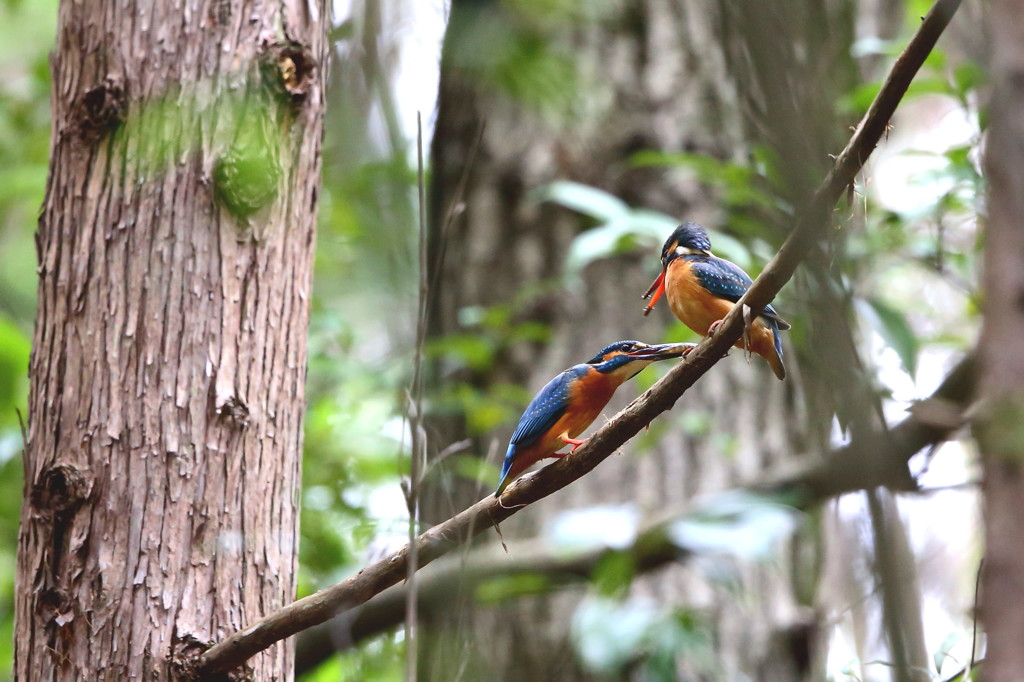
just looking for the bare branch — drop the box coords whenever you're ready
[194,0,963,675]
[293,355,975,673]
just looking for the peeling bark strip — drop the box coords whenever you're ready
[16,2,328,680]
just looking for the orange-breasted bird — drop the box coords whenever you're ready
[642,222,790,380]
[495,340,695,496]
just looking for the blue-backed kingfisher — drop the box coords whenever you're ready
[495,340,695,496]
[642,222,790,380]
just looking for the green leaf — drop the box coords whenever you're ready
[933,630,966,674]
[630,150,775,215]
[563,223,629,272]
[591,551,636,598]
[571,597,713,678]
[563,213,675,275]
[861,297,920,376]
[841,81,883,114]
[666,491,800,559]
[538,180,629,221]
[923,44,948,70]
[475,573,552,603]
[905,75,954,99]
[450,453,499,487]
[850,36,900,58]
[543,177,758,276]
[839,657,861,676]
[571,597,661,673]
[0,313,30,427]
[547,505,640,551]
[708,230,753,270]
[425,334,496,370]
[952,61,985,98]
[677,410,713,438]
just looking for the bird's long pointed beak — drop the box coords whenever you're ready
[642,271,665,316]
[626,342,696,361]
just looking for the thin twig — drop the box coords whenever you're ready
[866,490,922,682]
[403,110,430,682]
[427,120,485,310]
[418,438,473,480]
[362,0,406,158]
[968,558,982,674]
[194,0,962,674]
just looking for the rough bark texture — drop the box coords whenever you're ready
[16,1,327,680]
[420,1,858,679]
[978,0,1024,679]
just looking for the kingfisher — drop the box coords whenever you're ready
[495,340,695,496]
[642,222,790,380]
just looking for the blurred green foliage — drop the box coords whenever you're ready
[542,179,755,279]
[443,0,615,118]
[572,596,714,680]
[666,491,802,559]
[0,0,56,676]
[427,296,553,445]
[303,638,404,682]
[0,0,989,679]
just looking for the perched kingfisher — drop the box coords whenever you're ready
[495,340,694,496]
[642,222,790,380]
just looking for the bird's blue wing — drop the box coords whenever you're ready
[497,367,577,488]
[509,368,576,448]
[691,258,789,328]
[690,258,752,301]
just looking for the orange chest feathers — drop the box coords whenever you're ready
[556,370,618,439]
[665,260,735,335]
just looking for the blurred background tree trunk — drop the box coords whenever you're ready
[419,0,891,679]
[14,1,327,679]
[978,0,1024,678]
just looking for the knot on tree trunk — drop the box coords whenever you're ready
[74,77,127,141]
[260,39,316,108]
[37,587,73,628]
[170,631,248,682]
[30,463,92,515]
[215,395,252,430]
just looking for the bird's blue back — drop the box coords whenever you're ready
[686,256,790,329]
[497,365,585,484]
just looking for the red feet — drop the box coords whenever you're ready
[561,436,587,453]
[709,316,752,354]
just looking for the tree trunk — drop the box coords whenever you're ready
[421,0,857,679]
[16,1,327,679]
[978,1,1024,679]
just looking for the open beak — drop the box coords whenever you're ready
[626,342,696,361]
[642,271,666,317]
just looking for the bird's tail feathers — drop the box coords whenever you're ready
[768,320,786,380]
[494,443,518,497]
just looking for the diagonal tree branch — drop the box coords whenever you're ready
[193,0,963,675]
[293,354,975,675]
